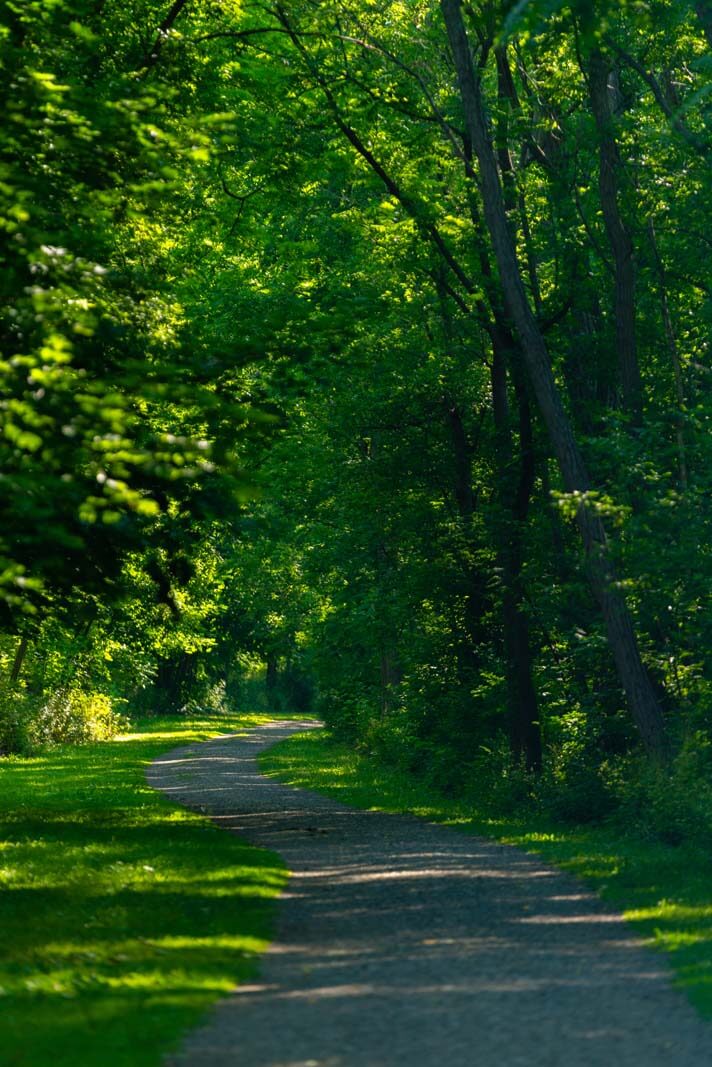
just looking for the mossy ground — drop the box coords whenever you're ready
[261,729,712,1019]
[0,712,299,1067]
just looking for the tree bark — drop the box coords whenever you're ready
[440,0,668,761]
[444,69,543,771]
[441,394,488,659]
[374,542,402,718]
[586,49,643,419]
[439,254,540,769]
[10,635,29,686]
[445,397,476,522]
[379,648,402,718]
[695,1,712,47]
[491,341,542,771]
[266,654,279,707]
[648,219,688,490]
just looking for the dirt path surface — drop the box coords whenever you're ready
[147,721,712,1066]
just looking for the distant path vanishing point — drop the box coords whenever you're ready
[147,720,712,1067]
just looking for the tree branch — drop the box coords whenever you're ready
[142,0,191,71]
[607,38,709,159]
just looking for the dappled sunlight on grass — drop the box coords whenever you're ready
[0,711,291,1067]
[262,728,712,1020]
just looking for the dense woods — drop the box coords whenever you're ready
[1,0,711,832]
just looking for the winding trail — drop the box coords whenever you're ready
[147,720,712,1066]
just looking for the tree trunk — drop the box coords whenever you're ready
[442,394,488,666]
[541,458,568,578]
[379,648,402,718]
[445,396,476,522]
[374,542,402,719]
[695,1,712,47]
[648,219,688,490]
[440,0,668,761]
[495,45,544,316]
[586,49,643,419]
[491,341,542,772]
[10,635,29,686]
[266,654,279,708]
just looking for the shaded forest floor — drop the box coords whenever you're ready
[261,729,712,1019]
[0,712,297,1067]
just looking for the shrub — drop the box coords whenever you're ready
[0,689,36,756]
[26,689,128,748]
[541,756,617,824]
[463,736,538,815]
[604,733,712,848]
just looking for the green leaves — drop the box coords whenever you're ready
[1,0,711,778]
[0,0,266,615]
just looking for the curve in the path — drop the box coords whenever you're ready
[147,720,712,1067]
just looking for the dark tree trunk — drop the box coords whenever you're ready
[541,458,568,579]
[442,394,488,663]
[155,651,195,711]
[695,1,712,47]
[586,50,643,419]
[266,654,279,707]
[379,649,402,718]
[440,0,668,761]
[10,635,29,686]
[648,219,688,490]
[494,45,543,316]
[445,398,476,523]
[491,341,542,772]
[374,542,402,718]
[439,172,542,768]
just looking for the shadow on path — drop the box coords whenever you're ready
[147,720,712,1067]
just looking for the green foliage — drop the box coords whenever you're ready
[0,0,711,979]
[0,0,263,633]
[26,688,127,747]
[218,0,712,784]
[0,689,33,756]
[603,734,712,847]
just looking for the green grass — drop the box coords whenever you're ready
[261,729,712,1019]
[0,711,301,1067]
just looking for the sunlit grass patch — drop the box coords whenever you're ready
[0,711,299,1067]
[261,728,712,1019]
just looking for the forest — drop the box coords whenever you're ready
[1,0,712,1060]
[3,0,711,811]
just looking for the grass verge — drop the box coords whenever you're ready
[261,728,712,1018]
[0,711,297,1067]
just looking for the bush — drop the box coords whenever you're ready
[604,734,712,848]
[21,689,128,749]
[463,736,538,815]
[0,689,36,756]
[541,756,617,824]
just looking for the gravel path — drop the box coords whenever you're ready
[147,720,712,1066]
